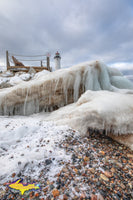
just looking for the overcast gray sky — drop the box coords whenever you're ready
[0,0,133,70]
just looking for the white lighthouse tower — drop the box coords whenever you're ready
[54,51,61,70]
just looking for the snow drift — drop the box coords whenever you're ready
[0,60,133,116]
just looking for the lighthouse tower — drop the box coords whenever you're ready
[54,51,61,70]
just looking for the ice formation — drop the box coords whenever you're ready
[0,60,133,116]
[45,90,133,134]
[0,60,133,149]
[43,90,133,149]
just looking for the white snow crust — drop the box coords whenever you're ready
[0,116,73,182]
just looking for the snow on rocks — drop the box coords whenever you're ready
[33,69,50,79]
[1,129,133,199]
[0,73,31,88]
[0,116,75,183]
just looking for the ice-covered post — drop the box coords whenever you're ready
[6,50,10,70]
[46,53,51,72]
[54,51,61,70]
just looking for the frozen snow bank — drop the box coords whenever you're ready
[0,73,32,88]
[0,60,133,116]
[45,90,133,138]
[0,116,73,182]
[33,69,50,79]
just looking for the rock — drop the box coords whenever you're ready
[103,171,113,178]
[127,154,133,158]
[50,184,54,190]
[97,193,104,200]
[63,194,68,200]
[84,156,89,161]
[100,174,109,181]
[12,173,16,177]
[99,151,105,156]
[116,162,123,168]
[45,159,52,165]
[80,193,86,199]
[120,183,126,189]
[111,167,116,173]
[91,194,97,200]
[75,186,80,193]
[52,189,60,197]
[89,168,95,174]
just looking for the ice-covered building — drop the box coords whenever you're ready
[54,51,61,70]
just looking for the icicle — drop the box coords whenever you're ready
[73,71,81,102]
[23,89,29,115]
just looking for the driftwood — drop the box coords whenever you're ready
[12,56,25,66]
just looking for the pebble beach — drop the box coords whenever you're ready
[0,129,133,200]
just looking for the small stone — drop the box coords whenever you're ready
[43,186,48,192]
[89,168,95,174]
[117,191,122,197]
[12,173,16,178]
[63,194,68,200]
[122,159,127,163]
[75,186,80,193]
[62,168,68,173]
[29,191,34,197]
[85,152,90,157]
[80,193,86,199]
[73,168,78,174]
[50,184,54,190]
[100,174,109,181]
[96,181,101,187]
[127,154,133,158]
[120,183,126,189]
[18,161,21,165]
[84,156,89,161]
[103,171,113,178]
[100,151,105,156]
[111,167,116,173]
[91,194,97,200]
[52,189,60,197]
[97,194,104,200]
[45,159,52,165]
[128,182,132,189]
[35,192,39,197]
[116,162,123,168]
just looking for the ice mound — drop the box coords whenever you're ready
[44,90,133,149]
[0,60,133,116]
[45,90,133,135]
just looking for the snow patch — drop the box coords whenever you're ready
[0,117,73,183]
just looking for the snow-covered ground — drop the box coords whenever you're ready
[0,116,76,183]
[0,69,49,88]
